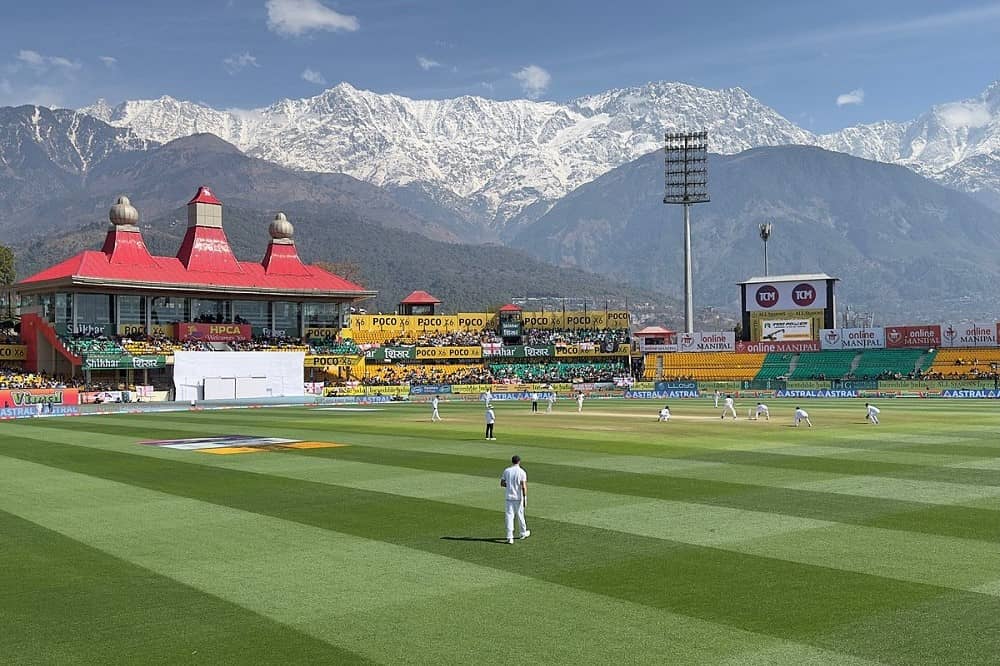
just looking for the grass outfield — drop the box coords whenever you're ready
[4,397,1000,664]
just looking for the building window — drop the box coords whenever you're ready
[190,299,230,323]
[149,296,188,325]
[272,301,301,336]
[75,293,112,325]
[118,295,145,325]
[303,302,341,329]
[231,300,269,328]
[55,293,72,325]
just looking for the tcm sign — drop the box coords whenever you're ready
[746,280,828,312]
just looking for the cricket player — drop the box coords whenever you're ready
[431,395,442,422]
[658,405,671,422]
[545,392,556,413]
[530,392,539,413]
[485,406,496,440]
[481,389,493,408]
[576,392,585,413]
[751,402,770,421]
[794,406,813,427]
[721,394,737,420]
[714,390,721,408]
[500,455,529,544]
[865,402,880,424]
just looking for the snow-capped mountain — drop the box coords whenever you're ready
[80,82,816,225]
[80,78,1000,222]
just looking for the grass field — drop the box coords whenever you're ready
[4,397,1000,664]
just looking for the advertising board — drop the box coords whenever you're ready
[749,309,823,342]
[677,331,735,352]
[179,322,252,342]
[884,325,941,349]
[940,323,998,348]
[0,344,26,361]
[745,280,828,312]
[735,340,821,353]
[820,328,885,350]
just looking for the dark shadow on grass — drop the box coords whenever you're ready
[440,536,509,543]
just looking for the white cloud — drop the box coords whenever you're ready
[98,56,118,68]
[266,0,359,37]
[301,67,326,85]
[417,56,441,71]
[16,49,81,72]
[512,64,550,99]
[223,52,259,74]
[938,101,992,129]
[836,88,864,106]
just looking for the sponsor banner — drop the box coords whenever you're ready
[60,322,113,338]
[775,389,858,398]
[735,340,821,353]
[488,391,555,401]
[624,389,700,399]
[654,381,698,391]
[786,380,830,390]
[81,390,137,404]
[554,344,629,358]
[179,322,251,342]
[136,385,154,398]
[942,389,1000,398]
[415,346,482,360]
[0,388,80,408]
[450,383,494,395]
[324,385,410,397]
[457,313,496,330]
[941,323,998,348]
[0,405,79,418]
[520,310,630,330]
[364,346,416,362]
[322,395,395,404]
[749,310,822,342]
[500,320,522,338]
[677,331,735,352]
[118,323,176,338]
[820,327,885,350]
[304,327,342,339]
[745,280,828,312]
[305,355,364,368]
[761,319,812,341]
[83,355,165,370]
[251,326,297,339]
[884,324,940,349]
[632,381,656,390]
[881,379,997,390]
[0,344,26,361]
[304,382,325,395]
[409,384,453,395]
[642,344,678,353]
[834,379,879,390]
[351,315,462,335]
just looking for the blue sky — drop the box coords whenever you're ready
[1,0,998,132]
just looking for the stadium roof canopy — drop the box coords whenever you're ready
[400,290,441,305]
[498,303,523,312]
[17,188,377,301]
[635,326,675,336]
[737,273,838,285]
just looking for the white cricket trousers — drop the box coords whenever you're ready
[505,499,527,540]
[723,405,737,419]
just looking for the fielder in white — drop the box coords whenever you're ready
[865,402,880,424]
[500,455,529,544]
[721,395,738,420]
[794,407,813,427]
[545,392,556,413]
[576,392,585,413]
[714,390,721,408]
[658,405,671,422]
[751,402,770,421]
[431,395,442,422]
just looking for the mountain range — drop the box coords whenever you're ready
[80,79,1000,228]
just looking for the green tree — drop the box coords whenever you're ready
[0,245,13,286]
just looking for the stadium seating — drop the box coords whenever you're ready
[644,352,766,381]
[788,350,857,380]
[490,362,624,383]
[925,348,1000,378]
[754,353,794,380]
[853,349,927,378]
[62,337,127,356]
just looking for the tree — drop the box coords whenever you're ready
[315,260,365,287]
[0,245,13,286]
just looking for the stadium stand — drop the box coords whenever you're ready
[788,350,857,380]
[754,353,795,381]
[925,348,1000,378]
[644,352,766,381]
[490,362,624,383]
[363,364,493,385]
[852,349,928,379]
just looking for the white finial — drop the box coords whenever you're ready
[269,211,294,242]
[109,195,139,227]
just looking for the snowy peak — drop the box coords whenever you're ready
[78,80,814,223]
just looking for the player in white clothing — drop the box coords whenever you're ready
[545,391,556,413]
[720,395,737,420]
[576,392,585,413]
[500,455,529,544]
[865,402,880,424]
[431,395,442,422]
[714,390,721,408]
[750,402,770,421]
[794,407,813,427]
[657,405,671,422]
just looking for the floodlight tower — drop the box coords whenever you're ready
[759,222,773,276]
[664,131,710,333]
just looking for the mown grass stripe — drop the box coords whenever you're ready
[2,438,1000,664]
[0,508,369,664]
[0,455,877,665]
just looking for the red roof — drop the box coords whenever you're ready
[499,303,523,312]
[400,290,440,305]
[187,185,223,206]
[635,326,674,336]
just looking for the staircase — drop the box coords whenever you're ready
[20,313,81,373]
[848,352,862,376]
[785,354,799,378]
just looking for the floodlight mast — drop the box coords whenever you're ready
[759,222,773,276]
[663,131,710,333]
